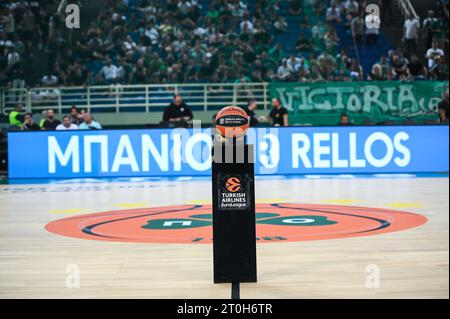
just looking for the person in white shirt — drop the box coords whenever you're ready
[287,55,301,72]
[277,60,291,80]
[79,113,102,130]
[326,4,341,23]
[344,0,359,16]
[56,115,78,131]
[177,0,192,16]
[144,22,159,45]
[123,35,136,52]
[240,18,254,33]
[41,73,58,86]
[56,116,79,130]
[99,59,119,83]
[425,41,445,69]
[403,14,420,57]
[6,47,20,67]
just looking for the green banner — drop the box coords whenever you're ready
[269,81,448,125]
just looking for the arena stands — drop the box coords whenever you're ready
[0,0,448,128]
[1,0,448,88]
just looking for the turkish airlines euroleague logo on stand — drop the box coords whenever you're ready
[46,203,427,244]
[220,175,248,210]
[226,177,241,192]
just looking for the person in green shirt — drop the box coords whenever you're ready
[268,43,284,65]
[9,104,24,129]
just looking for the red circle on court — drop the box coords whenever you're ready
[45,203,427,244]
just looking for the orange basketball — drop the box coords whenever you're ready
[215,106,249,139]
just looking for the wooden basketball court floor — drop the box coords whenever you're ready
[0,174,448,299]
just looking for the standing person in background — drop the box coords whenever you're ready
[268,98,288,127]
[56,116,79,130]
[22,113,41,131]
[41,109,61,130]
[162,95,193,127]
[79,113,102,130]
[351,13,365,47]
[403,14,420,58]
[423,10,438,52]
[245,99,259,127]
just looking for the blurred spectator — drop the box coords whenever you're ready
[423,10,438,51]
[351,13,365,46]
[41,73,58,86]
[240,14,254,33]
[403,14,420,57]
[70,106,83,125]
[245,99,258,127]
[407,55,427,80]
[287,55,301,73]
[294,33,313,54]
[269,98,288,127]
[22,113,40,131]
[438,91,449,123]
[426,41,445,69]
[56,116,79,130]
[99,59,119,84]
[277,59,291,81]
[41,109,61,130]
[162,95,193,127]
[350,60,364,81]
[391,54,408,80]
[428,56,449,81]
[368,63,386,81]
[344,0,359,17]
[274,16,288,33]
[79,113,102,130]
[6,46,20,67]
[8,104,24,128]
[338,112,353,125]
[326,4,342,23]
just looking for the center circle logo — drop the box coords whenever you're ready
[45,203,427,244]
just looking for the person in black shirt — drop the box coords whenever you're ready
[438,91,449,123]
[42,109,61,130]
[245,99,259,127]
[23,113,41,131]
[70,106,83,125]
[162,95,193,127]
[268,98,288,126]
[338,113,354,125]
[407,55,427,79]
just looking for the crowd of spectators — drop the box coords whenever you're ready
[0,0,448,91]
[8,104,102,130]
[0,0,72,89]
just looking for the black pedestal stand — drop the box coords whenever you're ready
[211,136,257,292]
